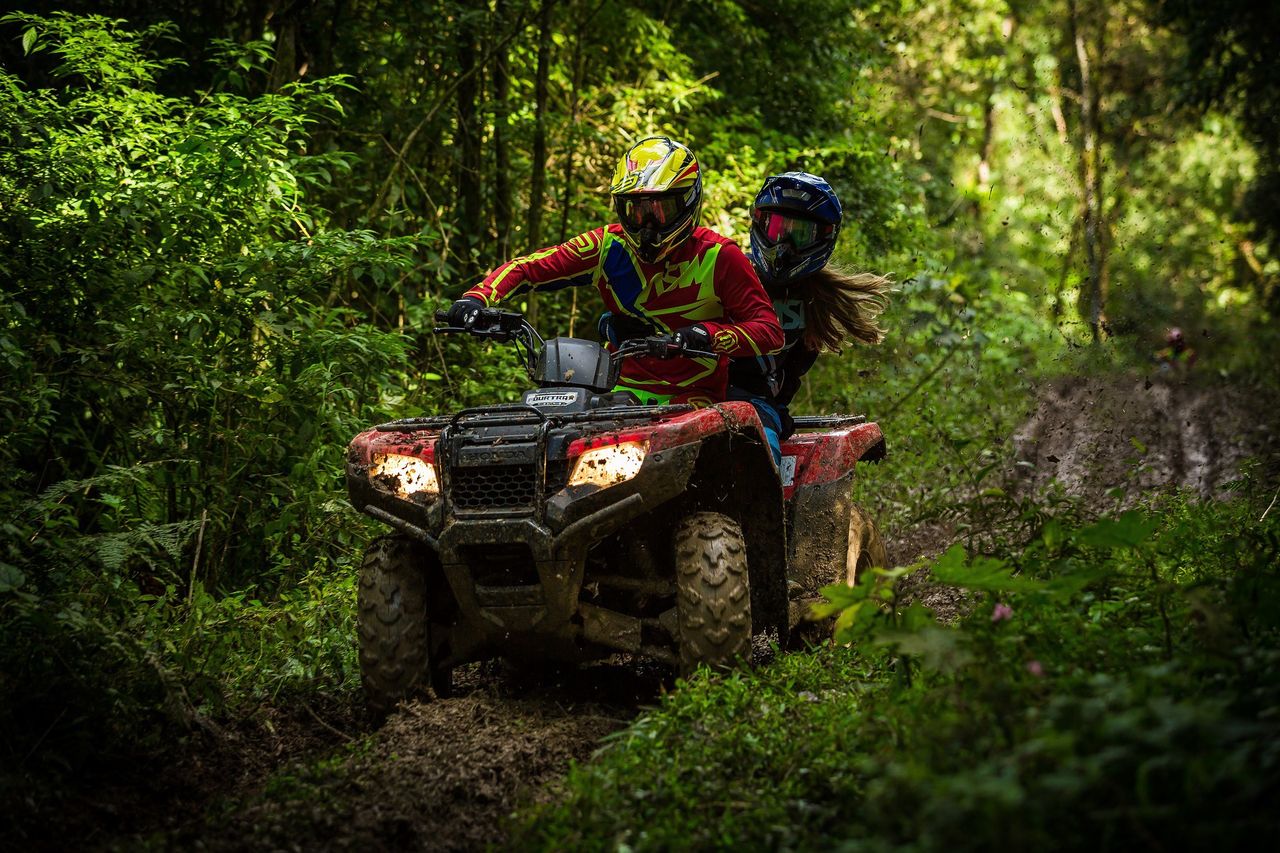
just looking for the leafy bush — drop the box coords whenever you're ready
[0,12,417,778]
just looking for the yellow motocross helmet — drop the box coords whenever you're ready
[610,136,703,264]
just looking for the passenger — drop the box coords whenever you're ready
[727,172,891,466]
[447,135,783,407]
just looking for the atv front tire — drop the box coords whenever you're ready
[674,512,752,676]
[358,535,451,716]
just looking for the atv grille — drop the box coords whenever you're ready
[450,463,537,512]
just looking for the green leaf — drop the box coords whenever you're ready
[930,544,1045,592]
[1041,520,1065,552]
[831,600,876,643]
[817,581,865,613]
[899,601,936,631]
[22,27,36,55]
[1074,511,1157,549]
[0,562,26,593]
[873,625,972,671]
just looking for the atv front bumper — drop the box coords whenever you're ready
[346,441,700,663]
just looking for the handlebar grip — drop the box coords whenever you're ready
[434,309,449,324]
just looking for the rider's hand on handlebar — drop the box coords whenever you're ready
[446,296,486,329]
[672,324,713,353]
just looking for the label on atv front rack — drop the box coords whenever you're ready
[527,391,582,408]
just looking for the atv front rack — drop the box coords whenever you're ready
[375,402,693,432]
[791,414,867,430]
[376,408,865,434]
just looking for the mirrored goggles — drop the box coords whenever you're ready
[619,194,685,229]
[753,209,831,250]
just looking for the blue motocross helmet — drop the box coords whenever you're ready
[748,171,843,284]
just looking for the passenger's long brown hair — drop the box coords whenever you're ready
[786,264,892,352]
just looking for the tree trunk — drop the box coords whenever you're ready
[559,3,598,243]
[266,0,311,91]
[492,0,513,261]
[977,82,996,191]
[456,8,484,281]
[1053,221,1081,321]
[525,0,555,326]
[1068,0,1107,343]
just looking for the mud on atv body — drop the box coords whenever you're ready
[345,310,885,712]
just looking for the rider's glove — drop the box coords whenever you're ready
[600,311,659,346]
[672,324,712,353]
[447,296,485,328]
[597,311,620,347]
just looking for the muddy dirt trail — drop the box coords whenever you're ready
[182,662,663,852]
[121,375,1280,851]
[1012,374,1278,502]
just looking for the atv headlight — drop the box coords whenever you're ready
[369,453,439,499]
[568,441,648,489]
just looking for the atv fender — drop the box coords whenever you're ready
[681,403,789,640]
[782,422,886,599]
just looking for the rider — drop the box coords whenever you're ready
[727,172,891,466]
[447,135,783,407]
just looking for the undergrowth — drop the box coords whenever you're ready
[516,476,1280,850]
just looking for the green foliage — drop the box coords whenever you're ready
[517,480,1280,850]
[0,12,414,778]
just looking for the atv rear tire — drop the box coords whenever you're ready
[358,535,451,716]
[674,512,752,676]
[845,504,887,588]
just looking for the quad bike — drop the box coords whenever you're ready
[345,307,886,713]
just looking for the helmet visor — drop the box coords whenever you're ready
[618,193,685,230]
[753,209,828,250]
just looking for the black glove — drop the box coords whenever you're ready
[672,324,712,352]
[601,311,658,344]
[597,311,618,345]
[447,296,485,328]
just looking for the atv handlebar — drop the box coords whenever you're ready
[433,307,533,342]
[611,336,718,361]
[433,309,717,361]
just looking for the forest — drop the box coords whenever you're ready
[1,0,1277,849]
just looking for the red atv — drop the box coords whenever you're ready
[345,308,885,713]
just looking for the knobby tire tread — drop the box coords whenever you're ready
[358,535,434,716]
[675,512,752,675]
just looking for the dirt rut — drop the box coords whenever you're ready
[1012,375,1278,502]
[192,663,662,851]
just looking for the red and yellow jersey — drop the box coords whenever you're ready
[465,225,784,404]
